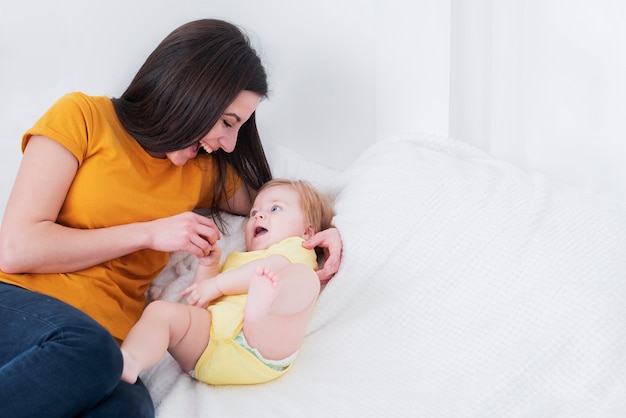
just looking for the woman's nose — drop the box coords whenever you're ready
[219,132,237,153]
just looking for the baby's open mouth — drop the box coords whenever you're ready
[254,226,267,237]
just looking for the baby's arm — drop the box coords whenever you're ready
[191,244,222,285]
[183,254,291,307]
[182,244,222,307]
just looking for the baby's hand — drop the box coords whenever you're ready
[181,283,203,306]
[198,244,222,268]
[181,279,222,308]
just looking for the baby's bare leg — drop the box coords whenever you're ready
[120,350,142,384]
[243,264,320,360]
[120,300,211,383]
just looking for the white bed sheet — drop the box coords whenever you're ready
[142,133,626,417]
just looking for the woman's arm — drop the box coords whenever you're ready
[0,136,220,274]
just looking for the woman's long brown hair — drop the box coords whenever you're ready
[112,19,272,228]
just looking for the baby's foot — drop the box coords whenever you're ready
[244,267,280,322]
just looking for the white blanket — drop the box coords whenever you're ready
[142,134,626,417]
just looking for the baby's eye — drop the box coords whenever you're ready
[250,209,257,217]
[270,205,281,213]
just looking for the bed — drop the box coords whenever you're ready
[141,133,626,417]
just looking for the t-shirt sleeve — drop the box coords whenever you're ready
[22,92,90,164]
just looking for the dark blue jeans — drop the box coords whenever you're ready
[0,282,154,418]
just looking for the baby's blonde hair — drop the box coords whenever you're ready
[258,179,334,233]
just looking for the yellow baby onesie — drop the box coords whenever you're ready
[193,236,317,385]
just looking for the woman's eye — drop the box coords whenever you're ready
[223,119,232,128]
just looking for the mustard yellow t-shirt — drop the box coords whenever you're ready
[0,92,241,343]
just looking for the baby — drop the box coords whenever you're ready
[121,178,334,385]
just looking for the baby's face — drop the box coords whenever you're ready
[245,184,311,251]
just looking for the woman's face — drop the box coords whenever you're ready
[165,90,262,166]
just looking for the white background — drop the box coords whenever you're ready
[1,0,624,221]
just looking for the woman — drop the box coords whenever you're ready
[0,19,342,418]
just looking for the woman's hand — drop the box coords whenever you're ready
[303,227,343,283]
[144,212,220,258]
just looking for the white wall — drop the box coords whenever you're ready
[491,0,626,201]
[449,0,626,202]
[0,0,448,220]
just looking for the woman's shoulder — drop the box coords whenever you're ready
[39,92,114,124]
[23,92,119,160]
[58,92,112,110]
